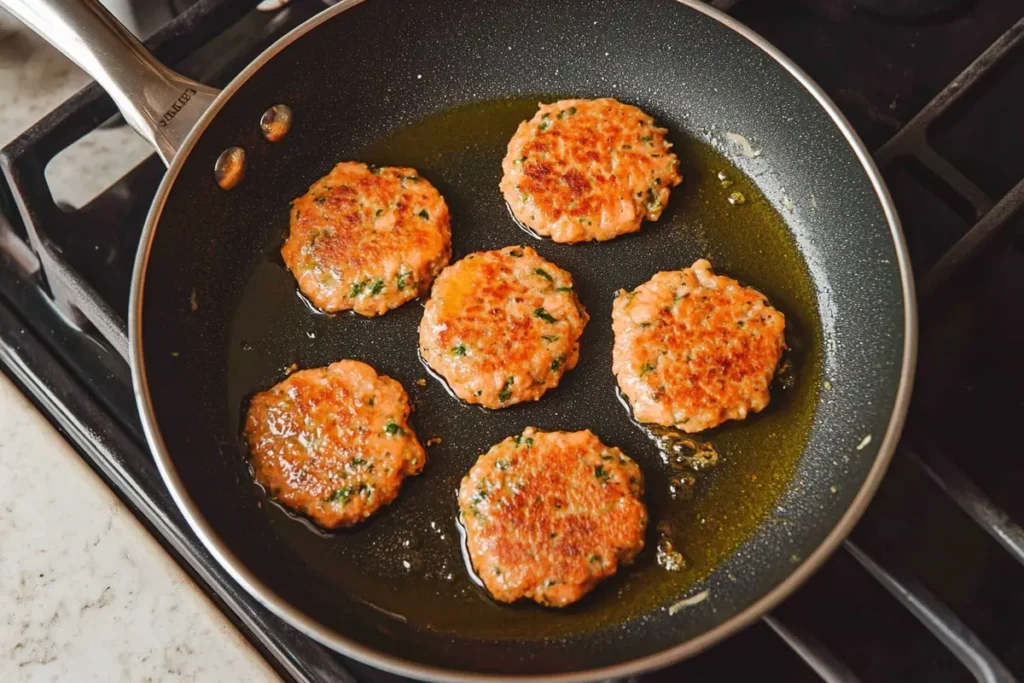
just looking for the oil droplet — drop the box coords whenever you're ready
[775,356,795,391]
[727,191,746,205]
[505,200,545,241]
[214,147,246,190]
[656,522,686,572]
[260,104,293,142]
[647,424,719,472]
[455,514,485,588]
[668,472,696,500]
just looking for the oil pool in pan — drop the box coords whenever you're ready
[225,97,823,639]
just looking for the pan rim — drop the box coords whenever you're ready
[130,0,918,680]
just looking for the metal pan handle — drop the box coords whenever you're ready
[1,0,220,165]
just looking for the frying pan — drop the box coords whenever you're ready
[5,0,916,679]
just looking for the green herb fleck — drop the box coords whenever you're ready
[404,175,419,183]
[508,249,524,257]
[369,166,383,176]
[645,187,662,213]
[639,135,653,142]
[538,121,550,132]
[314,196,327,204]
[514,156,527,164]
[594,465,611,484]
[396,271,412,289]
[384,421,405,436]
[375,208,384,217]
[498,377,514,403]
[351,458,367,467]
[473,484,490,504]
[496,459,510,471]
[348,280,367,297]
[551,354,565,372]
[541,334,560,342]
[534,268,553,282]
[452,344,467,356]
[514,435,522,447]
[556,286,573,293]
[325,487,353,504]
[641,362,656,376]
[534,307,556,323]
[417,209,429,220]
[369,279,384,295]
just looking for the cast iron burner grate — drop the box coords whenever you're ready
[1,0,1023,681]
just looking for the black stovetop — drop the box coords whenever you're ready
[2,0,1023,681]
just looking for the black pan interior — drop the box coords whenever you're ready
[139,0,907,675]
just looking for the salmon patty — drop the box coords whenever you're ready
[500,98,682,243]
[458,428,647,607]
[418,246,588,409]
[612,259,786,433]
[244,360,425,528]
[282,162,451,316]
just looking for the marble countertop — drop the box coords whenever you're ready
[0,17,280,683]
[0,376,280,682]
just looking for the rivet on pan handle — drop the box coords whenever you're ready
[0,0,220,166]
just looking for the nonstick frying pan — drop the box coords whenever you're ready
[6,0,916,680]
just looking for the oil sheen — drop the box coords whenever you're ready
[227,97,823,640]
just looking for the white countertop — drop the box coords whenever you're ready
[0,18,279,683]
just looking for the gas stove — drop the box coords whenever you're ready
[1,1,1022,681]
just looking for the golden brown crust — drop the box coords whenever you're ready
[282,162,451,315]
[244,360,425,528]
[500,98,682,243]
[458,428,647,607]
[612,259,786,433]
[418,246,588,409]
